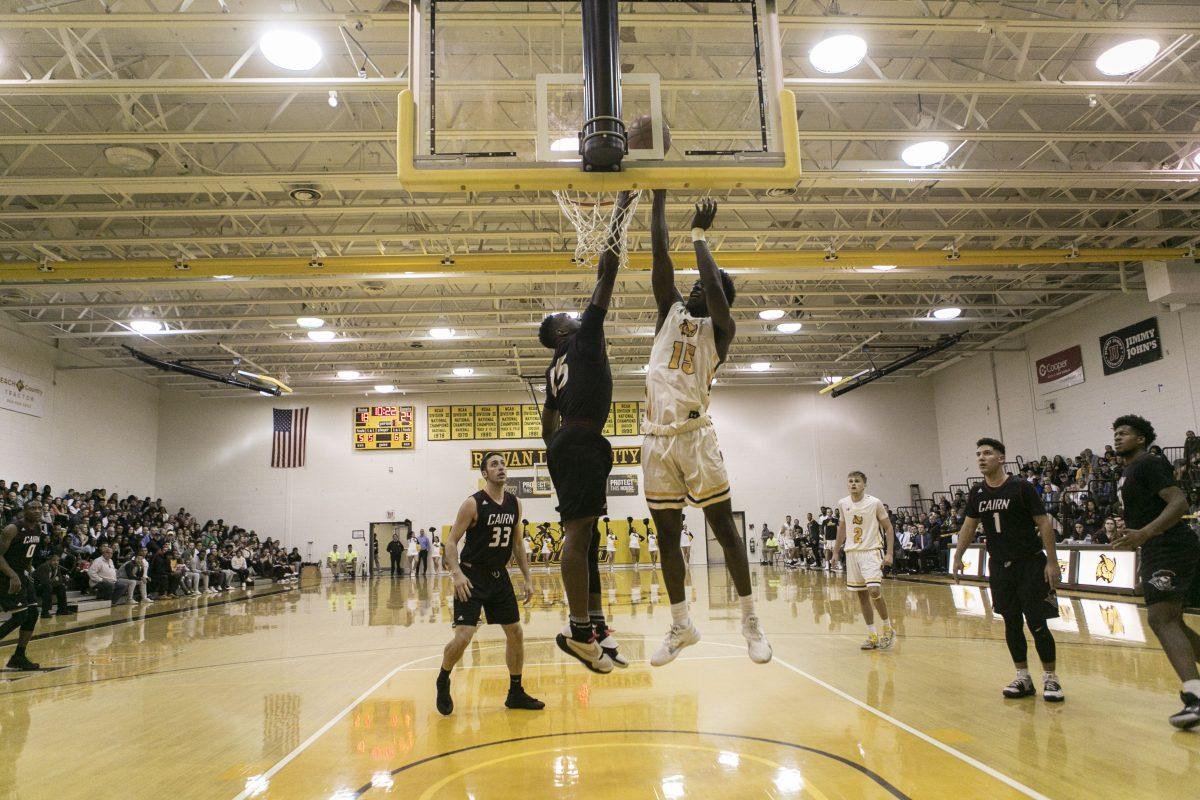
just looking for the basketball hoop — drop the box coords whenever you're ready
[554,189,641,272]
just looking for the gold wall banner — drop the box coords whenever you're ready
[470,447,642,470]
[353,405,415,450]
[431,402,645,442]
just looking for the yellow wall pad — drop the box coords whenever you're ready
[0,247,1181,284]
[397,89,801,193]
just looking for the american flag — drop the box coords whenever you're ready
[271,407,309,468]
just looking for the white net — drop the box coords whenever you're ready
[553,189,642,271]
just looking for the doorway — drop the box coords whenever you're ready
[370,520,411,576]
[704,511,745,566]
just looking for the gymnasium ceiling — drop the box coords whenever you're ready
[1,0,1199,397]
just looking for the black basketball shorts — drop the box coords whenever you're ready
[1140,534,1200,606]
[0,573,38,612]
[452,568,519,627]
[989,552,1059,621]
[547,424,612,523]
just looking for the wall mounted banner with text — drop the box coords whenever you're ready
[1035,345,1085,395]
[498,474,640,499]
[0,366,48,418]
[430,401,644,441]
[470,447,642,470]
[1099,317,1162,376]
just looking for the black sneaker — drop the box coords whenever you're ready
[505,689,545,711]
[1043,676,1065,703]
[1002,675,1036,699]
[435,679,453,716]
[6,653,40,671]
[1169,692,1200,730]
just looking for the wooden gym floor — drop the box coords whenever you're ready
[1,565,1197,800]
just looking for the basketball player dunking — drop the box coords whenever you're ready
[539,191,636,673]
[435,453,543,715]
[643,191,771,666]
[833,471,896,650]
[954,438,1064,702]
[0,499,45,671]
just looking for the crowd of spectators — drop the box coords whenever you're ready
[1,479,300,619]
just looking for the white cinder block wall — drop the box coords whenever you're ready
[155,382,944,558]
[0,319,159,497]
[933,293,1200,487]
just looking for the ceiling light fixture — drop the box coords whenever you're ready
[374,384,396,394]
[129,319,164,334]
[336,370,361,380]
[452,367,475,377]
[296,316,325,329]
[259,31,323,71]
[809,34,868,74]
[307,329,336,342]
[428,327,456,339]
[758,309,785,320]
[932,306,963,320]
[776,322,803,333]
[901,140,950,167]
[328,90,339,108]
[750,362,771,372]
[1095,39,1160,76]
[823,375,844,385]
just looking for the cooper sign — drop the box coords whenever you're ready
[1035,345,1084,396]
[1099,317,1162,376]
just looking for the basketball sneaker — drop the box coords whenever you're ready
[878,625,896,649]
[860,633,879,650]
[435,675,454,716]
[555,627,614,674]
[742,614,772,664]
[594,626,630,669]
[504,688,545,711]
[5,652,40,671]
[1002,675,1036,699]
[649,621,701,667]
[1169,692,1200,729]
[1042,674,1064,703]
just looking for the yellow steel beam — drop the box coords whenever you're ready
[0,247,1183,284]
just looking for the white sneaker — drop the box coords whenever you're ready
[742,614,772,663]
[140,598,153,604]
[555,628,614,674]
[649,622,701,667]
[596,631,630,668]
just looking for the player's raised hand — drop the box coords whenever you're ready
[690,198,717,231]
[451,569,473,602]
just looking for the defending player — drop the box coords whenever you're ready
[953,438,1064,702]
[539,191,636,674]
[833,471,896,650]
[643,190,771,667]
[0,499,45,671]
[435,453,543,715]
[1109,415,1200,729]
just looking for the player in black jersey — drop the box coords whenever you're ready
[539,191,635,674]
[435,453,543,716]
[1109,415,1200,729]
[954,438,1064,702]
[0,499,45,670]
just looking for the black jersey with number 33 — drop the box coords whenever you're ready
[965,477,1047,562]
[460,490,519,573]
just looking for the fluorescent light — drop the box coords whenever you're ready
[129,319,164,334]
[336,370,361,380]
[307,329,336,341]
[809,34,867,74]
[823,375,844,384]
[550,136,579,153]
[428,327,456,339]
[1095,39,1159,76]
[452,367,475,377]
[374,384,396,393]
[871,264,897,271]
[932,306,963,320]
[776,322,802,333]
[901,140,950,167]
[259,31,322,71]
[758,309,785,320]
[328,90,338,108]
[750,362,771,372]
[296,316,325,329]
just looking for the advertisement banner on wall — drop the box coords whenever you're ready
[1099,317,1162,375]
[1035,345,1085,395]
[0,366,48,418]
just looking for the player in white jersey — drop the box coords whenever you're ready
[833,471,897,650]
[642,191,772,667]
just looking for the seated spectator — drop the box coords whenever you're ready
[345,544,359,579]
[206,551,230,592]
[119,548,153,604]
[34,553,77,619]
[87,545,136,605]
[228,548,251,588]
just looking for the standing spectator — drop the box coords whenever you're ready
[87,545,136,605]
[34,553,76,618]
[431,532,444,575]
[406,534,420,577]
[417,529,431,577]
[1185,430,1200,463]
[387,533,405,577]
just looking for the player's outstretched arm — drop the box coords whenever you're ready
[651,189,683,333]
[690,199,736,362]
[589,190,634,311]
[444,498,476,601]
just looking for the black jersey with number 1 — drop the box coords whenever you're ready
[965,477,1047,562]
[544,303,613,427]
[459,490,519,573]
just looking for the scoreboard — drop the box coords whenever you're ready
[354,405,415,451]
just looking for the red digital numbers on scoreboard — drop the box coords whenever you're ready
[372,406,398,417]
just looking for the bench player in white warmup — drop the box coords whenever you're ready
[833,471,896,650]
[642,191,772,667]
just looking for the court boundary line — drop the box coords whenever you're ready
[704,641,1052,800]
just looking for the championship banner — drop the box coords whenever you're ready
[1035,345,1084,395]
[470,447,642,469]
[1099,317,1162,375]
[430,401,645,441]
[0,366,48,418]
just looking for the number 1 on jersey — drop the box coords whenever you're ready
[992,512,1002,534]
[668,341,696,374]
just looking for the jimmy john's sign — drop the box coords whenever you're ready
[1099,317,1162,375]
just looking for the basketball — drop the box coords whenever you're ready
[627,114,671,154]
